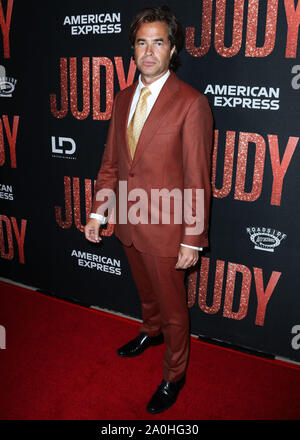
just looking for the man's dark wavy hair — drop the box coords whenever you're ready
[129,5,183,71]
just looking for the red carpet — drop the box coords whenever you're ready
[0,280,300,420]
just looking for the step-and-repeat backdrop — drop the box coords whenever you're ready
[1,0,300,362]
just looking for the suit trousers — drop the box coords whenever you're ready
[123,244,190,382]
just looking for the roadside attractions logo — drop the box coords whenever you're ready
[247,226,287,252]
[0,65,17,97]
[63,12,121,35]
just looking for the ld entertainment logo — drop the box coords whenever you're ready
[0,325,6,349]
[51,136,76,159]
[0,65,17,97]
[247,226,287,252]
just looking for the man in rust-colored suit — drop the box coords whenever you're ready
[85,6,213,414]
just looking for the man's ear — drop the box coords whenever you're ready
[170,45,176,57]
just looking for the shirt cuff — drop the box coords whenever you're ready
[180,243,203,251]
[90,213,107,224]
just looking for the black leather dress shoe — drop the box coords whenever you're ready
[146,376,185,414]
[117,332,164,357]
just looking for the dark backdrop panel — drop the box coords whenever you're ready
[1,0,300,363]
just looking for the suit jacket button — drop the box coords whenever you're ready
[129,173,134,177]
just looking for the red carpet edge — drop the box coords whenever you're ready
[1,278,299,372]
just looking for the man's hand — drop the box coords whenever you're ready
[175,246,199,269]
[84,218,102,243]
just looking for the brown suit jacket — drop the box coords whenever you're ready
[91,72,213,257]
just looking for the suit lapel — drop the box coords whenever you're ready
[131,73,179,169]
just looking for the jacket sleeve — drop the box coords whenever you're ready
[180,93,214,248]
[90,93,120,219]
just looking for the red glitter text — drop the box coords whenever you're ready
[50,57,137,120]
[212,130,299,206]
[55,176,114,236]
[0,0,13,59]
[188,256,282,326]
[0,214,27,263]
[186,0,300,58]
[0,114,19,168]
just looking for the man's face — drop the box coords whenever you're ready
[134,21,175,84]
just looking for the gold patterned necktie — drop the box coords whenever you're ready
[127,86,152,158]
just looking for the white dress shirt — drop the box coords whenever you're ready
[127,70,170,124]
[90,70,202,251]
